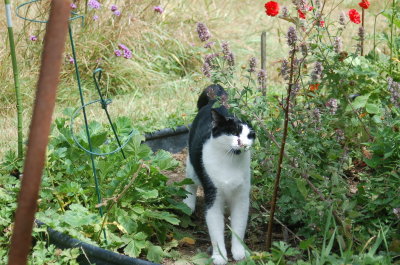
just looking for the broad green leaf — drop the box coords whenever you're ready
[135,188,158,199]
[117,215,137,234]
[296,178,308,199]
[133,232,148,241]
[144,210,180,225]
[365,103,380,114]
[299,237,314,250]
[153,150,179,170]
[132,206,145,214]
[63,204,99,228]
[146,245,169,263]
[124,237,147,258]
[351,94,370,109]
[90,132,108,148]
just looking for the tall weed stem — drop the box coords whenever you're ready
[266,44,296,251]
[390,0,396,74]
[361,8,365,56]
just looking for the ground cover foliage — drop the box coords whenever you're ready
[1,112,193,263]
[1,0,400,264]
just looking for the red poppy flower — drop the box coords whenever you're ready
[309,83,320,92]
[348,9,361,24]
[265,1,280,17]
[358,0,370,9]
[319,20,325,27]
[298,9,306,19]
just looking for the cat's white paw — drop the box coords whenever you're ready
[231,245,246,261]
[211,254,227,265]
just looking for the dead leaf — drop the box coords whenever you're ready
[179,237,196,246]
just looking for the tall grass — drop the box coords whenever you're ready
[0,0,390,157]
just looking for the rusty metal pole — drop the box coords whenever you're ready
[7,1,71,264]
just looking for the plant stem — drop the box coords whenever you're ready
[266,45,296,251]
[252,113,347,235]
[390,0,396,74]
[4,0,23,160]
[361,8,365,56]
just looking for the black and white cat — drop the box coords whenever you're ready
[184,84,255,265]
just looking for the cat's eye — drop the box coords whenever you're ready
[248,131,256,139]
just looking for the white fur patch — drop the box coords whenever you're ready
[202,129,252,264]
[212,124,254,153]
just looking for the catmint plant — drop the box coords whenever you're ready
[326,98,339,114]
[196,22,211,42]
[248,57,257,73]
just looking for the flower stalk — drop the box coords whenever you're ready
[390,0,396,74]
[361,8,365,56]
[266,37,297,251]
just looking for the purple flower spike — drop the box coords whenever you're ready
[249,57,257,73]
[114,49,122,57]
[113,10,121,16]
[154,6,164,14]
[30,35,38,41]
[118,44,128,51]
[123,50,132,59]
[116,44,132,59]
[287,26,298,47]
[88,0,101,9]
[196,22,211,42]
[93,15,99,21]
[68,56,75,64]
[110,4,118,11]
[70,3,77,9]
[202,62,211,78]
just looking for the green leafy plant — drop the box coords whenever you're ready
[1,115,191,263]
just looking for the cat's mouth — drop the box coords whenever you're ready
[230,146,250,154]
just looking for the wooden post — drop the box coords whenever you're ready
[261,31,267,96]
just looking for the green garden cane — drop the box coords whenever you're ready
[4,0,23,160]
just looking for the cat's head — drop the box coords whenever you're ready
[211,109,256,154]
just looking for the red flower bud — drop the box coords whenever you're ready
[358,0,370,9]
[298,9,306,19]
[265,1,280,17]
[319,20,325,27]
[348,9,361,24]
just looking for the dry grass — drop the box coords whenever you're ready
[0,0,393,157]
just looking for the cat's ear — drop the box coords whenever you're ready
[211,109,226,127]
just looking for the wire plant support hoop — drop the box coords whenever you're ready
[16,0,136,245]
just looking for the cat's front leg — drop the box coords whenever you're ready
[205,194,228,265]
[230,188,250,261]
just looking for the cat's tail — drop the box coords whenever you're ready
[197,84,227,110]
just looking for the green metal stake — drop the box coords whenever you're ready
[68,23,107,244]
[4,0,24,160]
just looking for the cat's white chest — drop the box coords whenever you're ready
[202,139,251,192]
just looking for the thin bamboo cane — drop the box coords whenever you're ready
[4,0,23,160]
